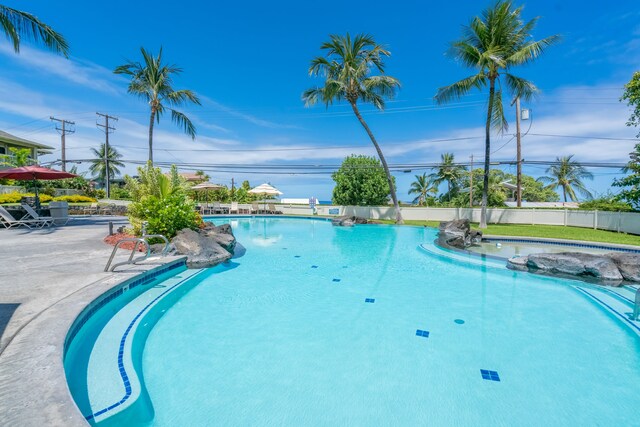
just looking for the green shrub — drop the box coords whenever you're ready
[53,195,97,203]
[110,186,131,200]
[128,193,199,238]
[579,198,634,212]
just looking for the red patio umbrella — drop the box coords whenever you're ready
[0,165,77,209]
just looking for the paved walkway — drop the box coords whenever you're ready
[0,216,185,426]
[0,216,128,352]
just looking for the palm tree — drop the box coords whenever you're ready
[434,1,559,228]
[0,5,68,56]
[539,155,593,202]
[408,173,437,205]
[429,153,466,201]
[114,47,201,164]
[89,143,124,188]
[303,33,404,223]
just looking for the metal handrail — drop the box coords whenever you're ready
[633,288,640,321]
[142,234,170,255]
[104,234,170,272]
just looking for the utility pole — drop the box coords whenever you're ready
[231,177,235,198]
[96,112,118,199]
[512,97,523,207]
[50,117,75,171]
[469,154,474,208]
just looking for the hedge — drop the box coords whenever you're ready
[0,192,96,204]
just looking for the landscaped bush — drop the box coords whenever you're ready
[0,192,53,204]
[125,163,200,238]
[110,186,131,200]
[579,198,634,212]
[53,195,97,203]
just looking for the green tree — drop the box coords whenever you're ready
[0,5,68,56]
[125,163,199,237]
[452,168,508,207]
[0,147,31,167]
[621,71,640,137]
[613,143,640,209]
[435,1,559,227]
[331,155,392,206]
[114,47,201,164]
[303,33,403,223]
[428,153,466,201]
[408,173,437,205]
[88,143,124,188]
[539,155,593,202]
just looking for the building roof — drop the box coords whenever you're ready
[0,130,55,151]
[165,172,204,182]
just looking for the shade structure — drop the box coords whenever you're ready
[191,182,224,205]
[0,165,77,180]
[0,165,77,209]
[248,183,283,196]
[249,183,282,213]
[191,182,224,190]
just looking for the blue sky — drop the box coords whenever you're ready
[1,0,640,201]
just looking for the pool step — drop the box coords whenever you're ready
[84,268,206,424]
[573,286,640,339]
[417,243,506,270]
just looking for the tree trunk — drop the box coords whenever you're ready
[480,78,496,229]
[350,101,403,224]
[148,107,156,165]
[563,186,567,203]
[447,181,451,202]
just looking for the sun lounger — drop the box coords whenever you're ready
[0,206,50,229]
[20,203,54,227]
[83,203,99,215]
[230,201,239,214]
[251,202,260,214]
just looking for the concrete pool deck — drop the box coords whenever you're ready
[0,216,185,426]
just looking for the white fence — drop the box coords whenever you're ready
[274,204,640,236]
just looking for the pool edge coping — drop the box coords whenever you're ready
[482,234,640,252]
[0,256,187,427]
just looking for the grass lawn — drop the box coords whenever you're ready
[377,219,640,247]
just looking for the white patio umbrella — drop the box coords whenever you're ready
[248,183,283,213]
[191,182,224,205]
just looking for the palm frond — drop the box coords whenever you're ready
[0,6,69,56]
[170,109,197,139]
[435,74,486,104]
[508,34,561,65]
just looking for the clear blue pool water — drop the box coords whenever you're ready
[67,217,640,426]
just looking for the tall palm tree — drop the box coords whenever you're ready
[434,1,559,228]
[114,47,201,164]
[429,153,466,201]
[0,5,68,56]
[408,173,437,205]
[303,33,404,223]
[539,155,593,202]
[89,143,124,188]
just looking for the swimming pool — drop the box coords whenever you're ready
[65,217,640,425]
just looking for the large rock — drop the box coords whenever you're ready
[438,219,482,249]
[508,250,640,285]
[332,216,368,227]
[171,228,235,268]
[200,223,236,253]
[606,252,640,282]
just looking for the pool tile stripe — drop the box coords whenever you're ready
[83,268,207,421]
[311,265,318,269]
[480,369,500,381]
[332,278,341,282]
[415,329,430,338]
[365,298,375,303]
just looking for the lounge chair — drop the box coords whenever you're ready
[20,203,54,227]
[212,201,224,215]
[99,203,116,215]
[83,203,99,215]
[268,203,279,214]
[0,206,50,229]
[251,202,260,214]
[230,201,239,214]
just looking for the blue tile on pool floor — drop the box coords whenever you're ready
[332,278,341,282]
[365,298,375,303]
[416,329,429,338]
[311,265,318,269]
[480,369,500,381]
